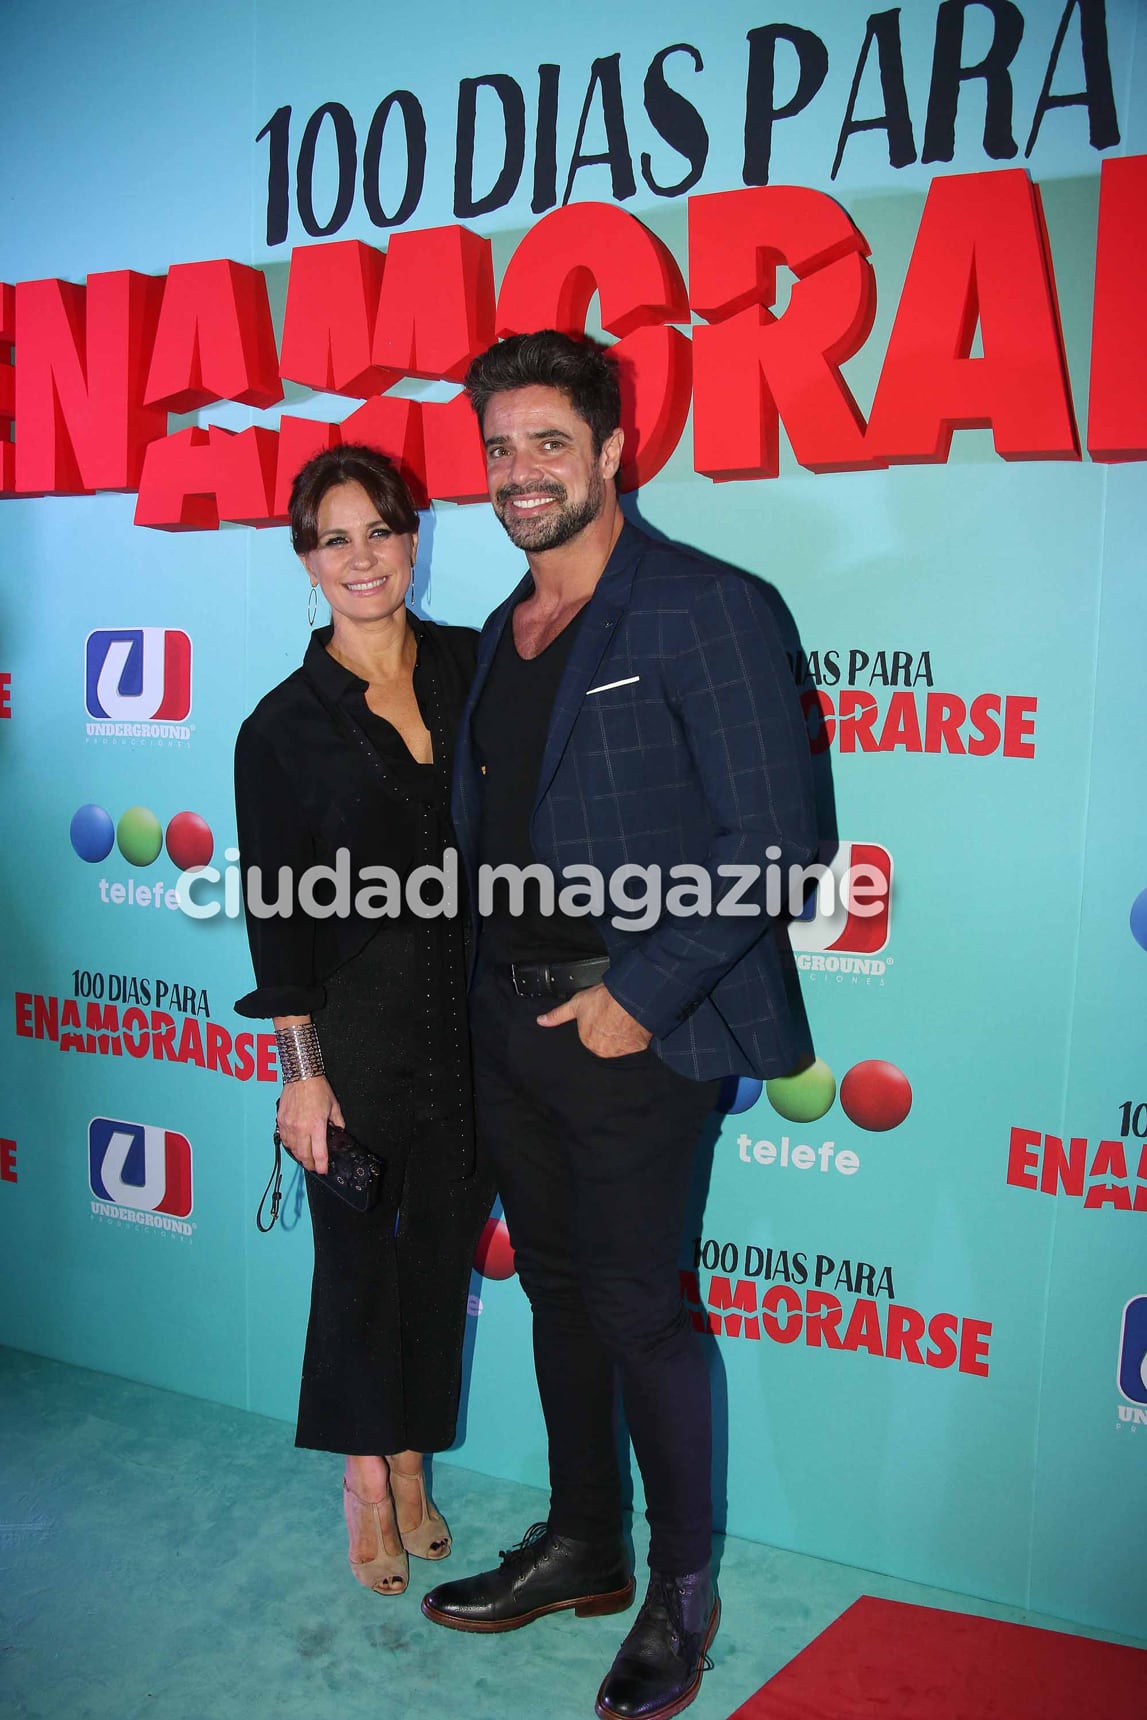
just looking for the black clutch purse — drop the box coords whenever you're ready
[257,1121,385,1230]
[319,1121,385,1210]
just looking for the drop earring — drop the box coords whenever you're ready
[407,555,416,607]
[307,583,319,627]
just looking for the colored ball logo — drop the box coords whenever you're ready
[116,805,163,867]
[1131,888,1147,952]
[71,803,215,868]
[766,1057,837,1123]
[715,1076,764,1115]
[473,1217,516,1280]
[69,803,115,863]
[839,1060,913,1132]
[165,811,214,870]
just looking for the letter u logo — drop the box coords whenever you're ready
[89,1118,193,1217]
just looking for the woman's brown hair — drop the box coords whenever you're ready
[288,444,419,553]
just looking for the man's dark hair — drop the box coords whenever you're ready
[464,331,622,453]
[288,443,419,553]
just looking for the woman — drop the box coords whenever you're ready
[234,444,494,1596]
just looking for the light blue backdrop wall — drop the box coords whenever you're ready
[1,0,1144,1641]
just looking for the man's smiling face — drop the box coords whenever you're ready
[482,384,622,553]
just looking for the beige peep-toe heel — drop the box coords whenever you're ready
[389,1466,452,1561]
[343,1478,409,1595]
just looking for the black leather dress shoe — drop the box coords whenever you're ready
[421,1522,634,1633]
[594,1567,719,1720]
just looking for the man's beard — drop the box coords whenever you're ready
[494,469,605,551]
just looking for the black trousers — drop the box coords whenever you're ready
[471,966,719,1576]
[296,1117,494,1456]
[295,939,496,1457]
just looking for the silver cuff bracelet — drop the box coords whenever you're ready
[275,1021,324,1083]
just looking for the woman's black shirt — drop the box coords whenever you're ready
[233,615,477,1022]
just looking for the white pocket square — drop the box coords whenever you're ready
[586,676,640,696]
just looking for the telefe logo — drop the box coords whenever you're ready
[71,803,218,912]
[71,804,214,868]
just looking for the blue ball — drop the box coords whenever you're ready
[1131,888,1147,952]
[715,1076,764,1115]
[70,803,115,863]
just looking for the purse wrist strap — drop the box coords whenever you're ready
[257,1132,284,1232]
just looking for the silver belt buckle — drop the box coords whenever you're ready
[510,962,547,999]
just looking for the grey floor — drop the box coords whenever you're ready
[2,1347,1141,1720]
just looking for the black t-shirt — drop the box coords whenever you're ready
[472,608,607,965]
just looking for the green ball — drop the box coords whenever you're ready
[766,1057,837,1123]
[116,805,163,867]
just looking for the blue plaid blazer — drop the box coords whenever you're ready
[452,521,817,1081]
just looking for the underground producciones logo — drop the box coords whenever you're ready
[88,1115,194,1234]
[788,840,892,961]
[84,628,192,743]
[1117,1296,1147,1431]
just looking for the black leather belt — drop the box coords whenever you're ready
[508,957,611,999]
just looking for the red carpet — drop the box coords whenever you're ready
[729,1596,1147,1720]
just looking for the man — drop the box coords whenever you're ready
[423,331,816,1720]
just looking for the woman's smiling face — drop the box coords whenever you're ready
[300,480,417,631]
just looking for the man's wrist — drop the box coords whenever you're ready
[602,971,663,1039]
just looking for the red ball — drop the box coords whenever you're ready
[165,811,214,871]
[839,1059,913,1132]
[474,1217,516,1280]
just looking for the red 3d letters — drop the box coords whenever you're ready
[2,162,1143,528]
[279,240,391,398]
[1087,154,1147,462]
[134,425,284,531]
[144,260,282,413]
[14,270,166,493]
[864,170,1079,462]
[0,285,14,495]
[689,185,881,479]
[496,202,692,489]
